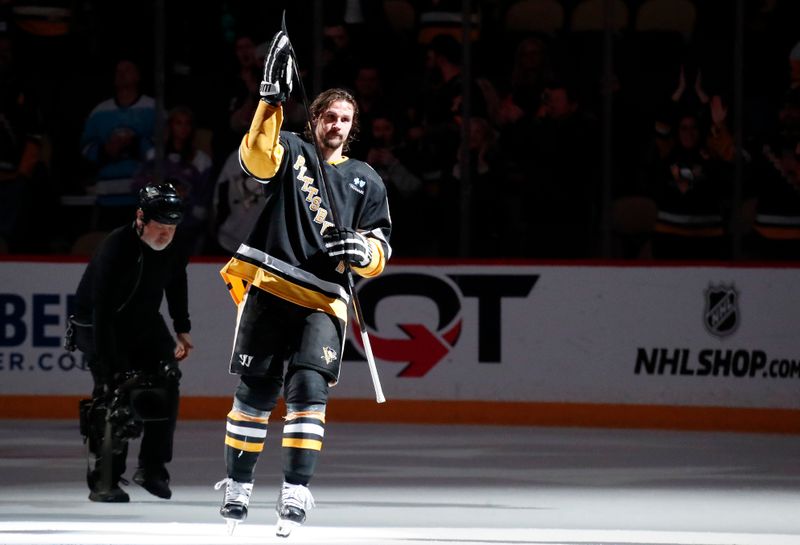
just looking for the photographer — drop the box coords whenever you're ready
[70,182,193,502]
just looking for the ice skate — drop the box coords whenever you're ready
[275,481,315,537]
[214,477,253,535]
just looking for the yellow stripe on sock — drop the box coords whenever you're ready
[282,438,323,451]
[225,436,265,452]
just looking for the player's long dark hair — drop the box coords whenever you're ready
[304,88,360,153]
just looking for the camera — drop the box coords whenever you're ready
[108,394,143,448]
[162,360,182,381]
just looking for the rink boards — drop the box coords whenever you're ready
[1,258,799,431]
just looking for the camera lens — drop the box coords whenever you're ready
[163,361,182,380]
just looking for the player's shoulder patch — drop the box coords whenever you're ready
[341,160,383,193]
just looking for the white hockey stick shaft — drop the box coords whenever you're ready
[359,324,385,403]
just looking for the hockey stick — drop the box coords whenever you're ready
[281,13,386,403]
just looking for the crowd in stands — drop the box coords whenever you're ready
[1,0,799,261]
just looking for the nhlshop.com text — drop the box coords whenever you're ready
[635,347,800,379]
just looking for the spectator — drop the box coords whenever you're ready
[80,58,155,230]
[645,108,733,260]
[321,22,358,89]
[422,34,488,129]
[745,90,800,261]
[413,34,490,206]
[352,65,389,132]
[134,106,214,256]
[747,135,800,260]
[489,36,555,128]
[208,148,266,255]
[450,116,515,256]
[0,25,49,253]
[363,113,423,253]
[501,81,601,257]
[216,34,262,165]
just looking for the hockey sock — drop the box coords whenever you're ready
[282,404,325,485]
[224,398,270,483]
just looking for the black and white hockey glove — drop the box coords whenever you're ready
[260,30,294,105]
[323,227,373,268]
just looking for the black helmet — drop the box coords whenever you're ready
[138,183,183,225]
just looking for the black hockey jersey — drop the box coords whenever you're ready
[220,102,392,322]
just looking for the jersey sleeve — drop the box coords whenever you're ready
[353,171,392,278]
[239,101,286,182]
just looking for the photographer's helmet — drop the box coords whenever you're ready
[138,183,183,225]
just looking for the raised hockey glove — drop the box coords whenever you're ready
[323,227,373,268]
[260,30,294,105]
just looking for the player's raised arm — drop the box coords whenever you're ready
[238,31,294,182]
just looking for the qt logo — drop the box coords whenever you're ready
[350,272,537,377]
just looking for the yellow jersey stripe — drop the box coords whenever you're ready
[221,258,348,321]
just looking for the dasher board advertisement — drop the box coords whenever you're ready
[2,260,799,412]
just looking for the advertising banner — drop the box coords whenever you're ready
[2,260,799,412]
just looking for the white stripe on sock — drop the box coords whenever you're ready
[283,423,325,437]
[227,423,267,438]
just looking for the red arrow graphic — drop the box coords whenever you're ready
[352,321,461,377]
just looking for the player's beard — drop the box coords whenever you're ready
[320,132,345,152]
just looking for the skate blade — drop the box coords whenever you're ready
[275,518,300,537]
[226,519,239,535]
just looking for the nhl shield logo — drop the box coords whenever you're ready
[704,284,739,338]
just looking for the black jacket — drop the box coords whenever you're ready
[74,222,190,372]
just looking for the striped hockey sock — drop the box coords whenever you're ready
[282,405,326,485]
[224,399,270,482]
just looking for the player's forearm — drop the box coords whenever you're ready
[240,101,285,181]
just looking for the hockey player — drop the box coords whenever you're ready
[71,182,194,502]
[214,29,392,537]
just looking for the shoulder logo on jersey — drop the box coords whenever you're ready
[349,177,366,194]
[321,346,338,365]
[238,354,254,367]
[293,155,335,235]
